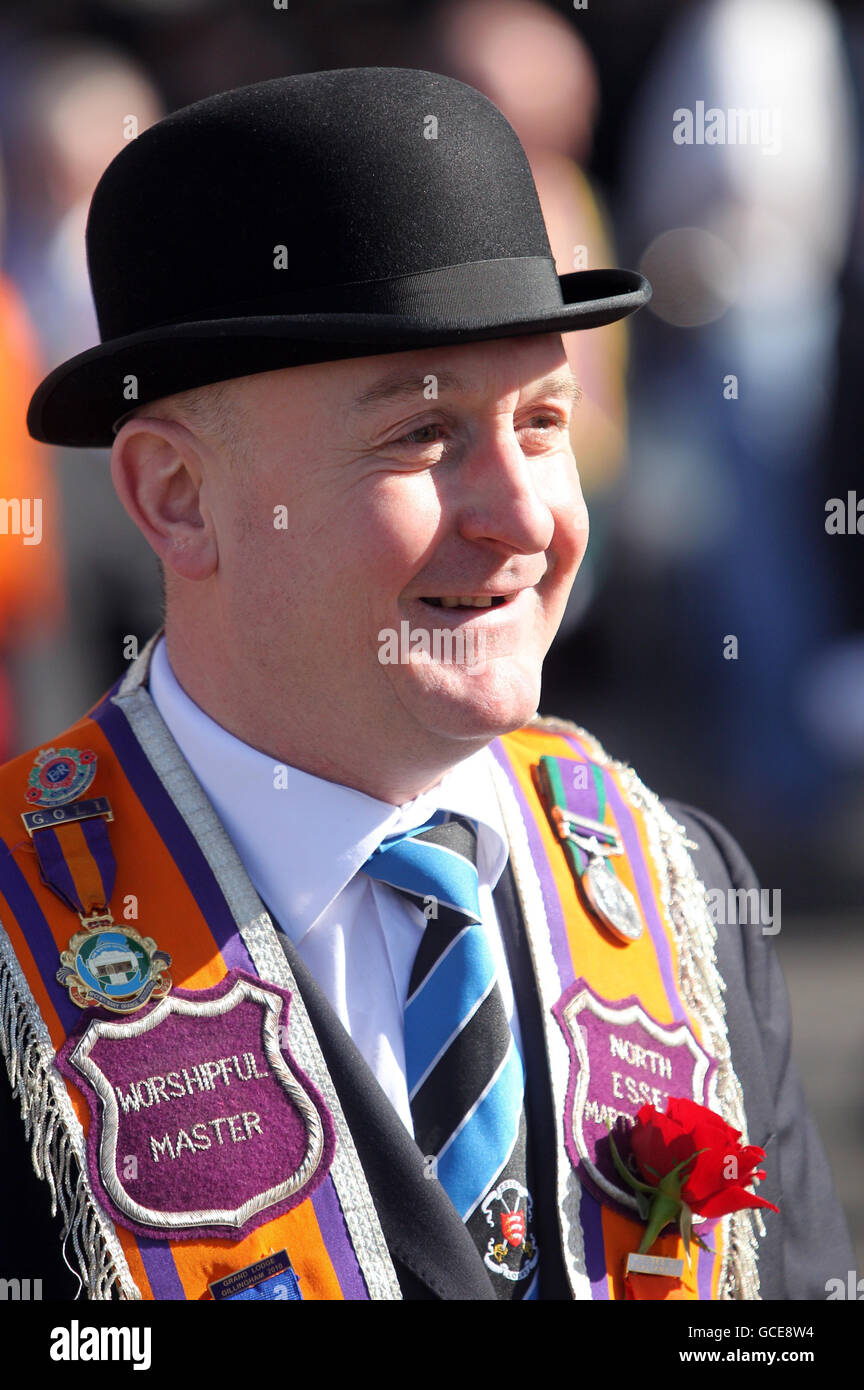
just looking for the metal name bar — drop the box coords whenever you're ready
[22,796,114,836]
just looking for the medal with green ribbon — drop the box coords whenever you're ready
[536,754,643,944]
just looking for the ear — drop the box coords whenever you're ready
[110,416,219,582]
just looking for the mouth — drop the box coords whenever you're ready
[419,593,518,611]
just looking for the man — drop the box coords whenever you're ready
[0,67,853,1301]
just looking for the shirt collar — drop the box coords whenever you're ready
[147,636,509,943]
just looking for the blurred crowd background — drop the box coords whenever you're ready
[0,0,861,1271]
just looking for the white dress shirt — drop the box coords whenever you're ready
[147,636,518,1134]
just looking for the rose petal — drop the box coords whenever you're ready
[693,1187,780,1219]
[631,1108,695,1182]
[667,1097,741,1145]
[681,1149,734,1207]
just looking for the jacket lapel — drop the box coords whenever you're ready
[493,861,573,1299]
[269,858,575,1299]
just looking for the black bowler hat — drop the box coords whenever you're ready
[27,66,651,449]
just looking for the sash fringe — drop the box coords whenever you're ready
[0,928,140,1300]
[533,717,763,1300]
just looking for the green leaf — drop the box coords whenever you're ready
[661,1147,709,1187]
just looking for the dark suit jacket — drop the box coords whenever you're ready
[0,802,854,1299]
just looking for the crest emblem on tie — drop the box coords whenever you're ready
[481,1180,538,1282]
[500,1208,527,1247]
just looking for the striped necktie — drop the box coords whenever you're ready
[360,812,539,1298]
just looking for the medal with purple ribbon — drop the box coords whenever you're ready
[21,747,172,1013]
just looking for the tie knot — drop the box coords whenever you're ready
[360,814,480,921]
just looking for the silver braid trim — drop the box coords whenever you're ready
[236,912,403,1301]
[532,716,762,1300]
[0,925,141,1300]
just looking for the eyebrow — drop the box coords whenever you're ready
[347,366,581,415]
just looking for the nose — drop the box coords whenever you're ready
[454,420,557,555]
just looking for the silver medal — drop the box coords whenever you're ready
[550,808,644,945]
[581,855,643,943]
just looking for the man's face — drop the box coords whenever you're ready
[210,332,589,755]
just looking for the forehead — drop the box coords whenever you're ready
[233,333,574,418]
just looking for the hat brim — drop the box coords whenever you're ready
[27,268,650,448]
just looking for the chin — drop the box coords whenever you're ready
[401,657,542,742]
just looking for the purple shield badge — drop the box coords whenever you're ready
[552,979,717,1211]
[57,969,335,1240]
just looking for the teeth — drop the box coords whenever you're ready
[422,593,518,608]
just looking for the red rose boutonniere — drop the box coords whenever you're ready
[609,1096,779,1257]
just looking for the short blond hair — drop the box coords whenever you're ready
[122,379,248,466]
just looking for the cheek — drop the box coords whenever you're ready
[356,475,444,576]
[270,479,443,618]
[550,475,590,578]
[572,493,590,560]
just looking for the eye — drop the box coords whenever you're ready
[397,423,446,446]
[521,413,568,433]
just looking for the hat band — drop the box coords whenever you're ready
[119,256,565,336]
